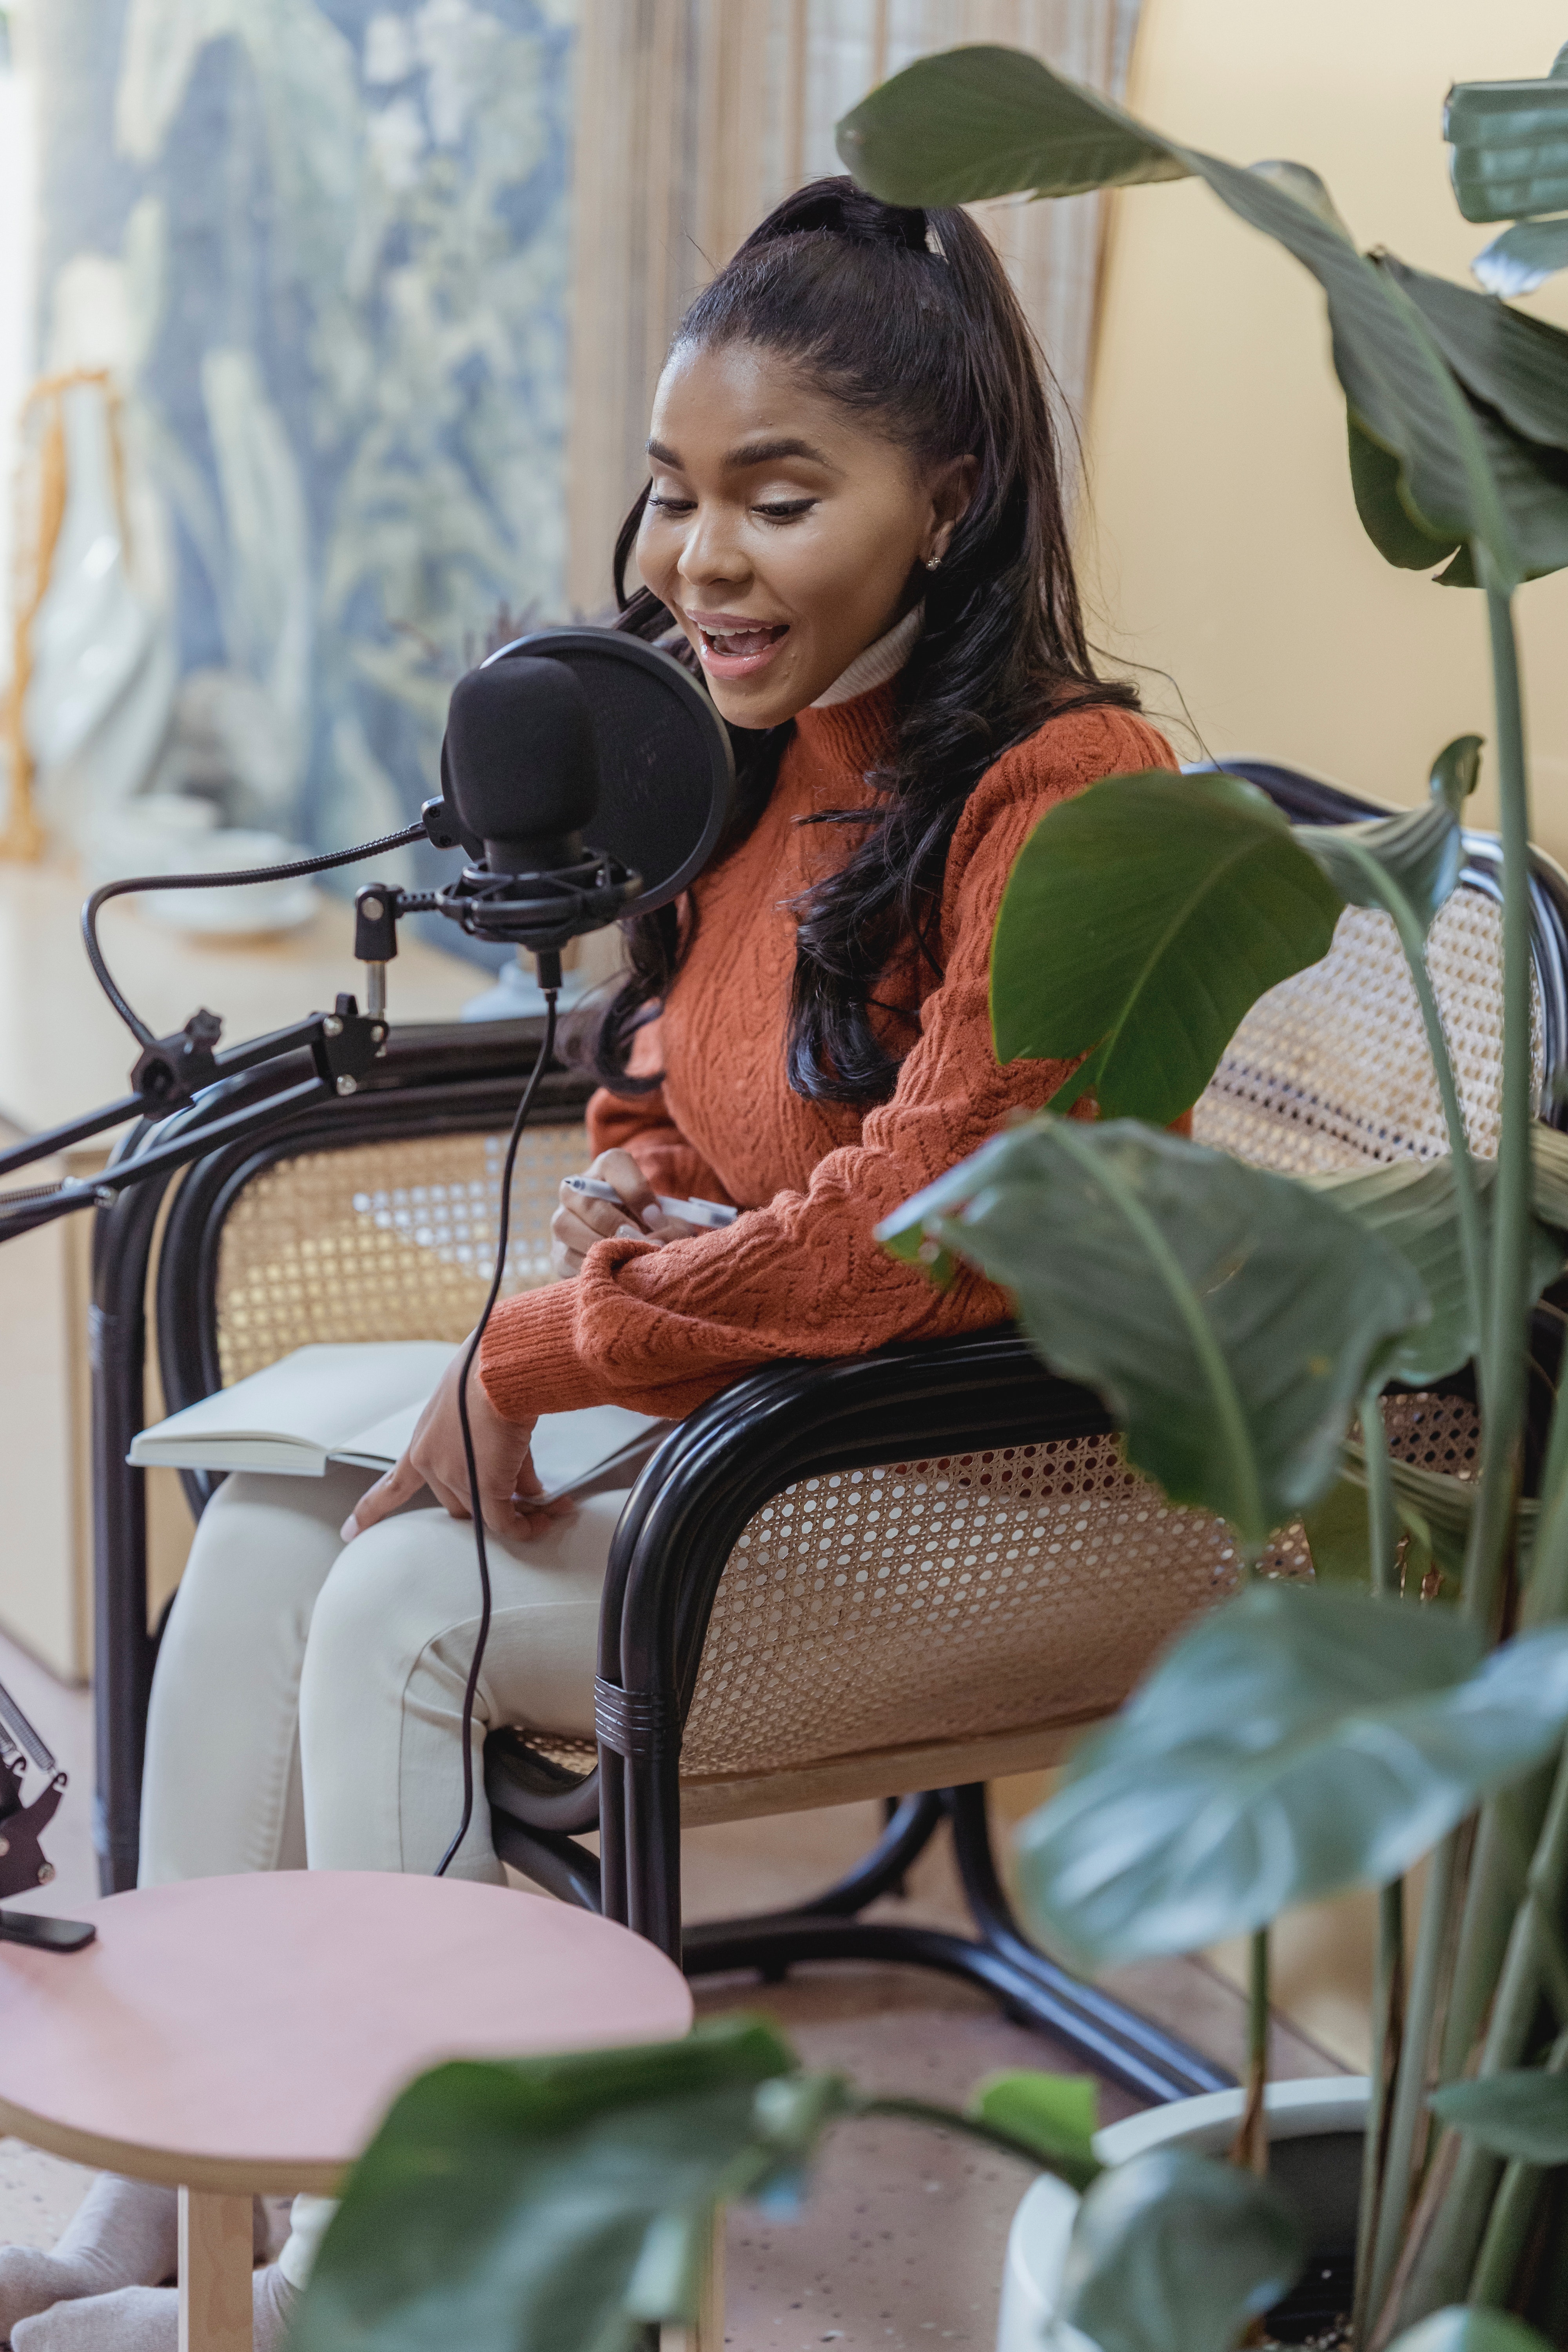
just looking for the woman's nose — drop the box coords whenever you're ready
[677,503,748,594]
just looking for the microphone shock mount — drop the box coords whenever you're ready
[354,837,641,1001]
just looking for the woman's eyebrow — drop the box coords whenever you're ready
[724,435,835,470]
[645,434,836,471]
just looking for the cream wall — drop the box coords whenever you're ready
[1082,0,1568,860]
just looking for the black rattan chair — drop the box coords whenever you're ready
[88,764,1568,2107]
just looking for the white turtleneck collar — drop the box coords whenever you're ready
[809,604,923,709]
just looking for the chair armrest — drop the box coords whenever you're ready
[597,1326,1115,1717]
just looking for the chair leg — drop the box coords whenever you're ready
[490,1818,602,1910]
[942,1784,1230,2098]
[621,1746,684,1961]
[787,1790,945,1916]
[599,1748,630,1926]
[92,1319,156,1896]
[680,1783,1232,2104]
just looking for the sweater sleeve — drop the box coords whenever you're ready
[583,1017,732,1206]
[481,708,1174,1423]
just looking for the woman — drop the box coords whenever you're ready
[0,180,1174,2349]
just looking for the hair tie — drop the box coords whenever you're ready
[754,179,928,256]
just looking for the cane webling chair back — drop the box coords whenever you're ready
[91,768,1568,2106]
[209,1124,588,1385]
[1188,761,1562,1177]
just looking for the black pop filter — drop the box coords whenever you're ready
[440,627,734,914]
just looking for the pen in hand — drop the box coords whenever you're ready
[562,1176,738,1231]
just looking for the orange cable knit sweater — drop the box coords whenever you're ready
[479,680,1176,1425]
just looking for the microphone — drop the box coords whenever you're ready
[426,654,641,963]
[418,629,734,962]
[443,657,601,877]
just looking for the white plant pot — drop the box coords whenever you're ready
[996,2076,1370,2352]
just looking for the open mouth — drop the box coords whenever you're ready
[691,618,791,677]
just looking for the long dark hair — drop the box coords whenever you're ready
[594,175,1138,1107]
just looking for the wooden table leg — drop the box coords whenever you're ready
[695,2210,724,2352]
[661,2211,724,2352]
[179,2188,254,2352]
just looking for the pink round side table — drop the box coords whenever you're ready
[0,1873,696,2351]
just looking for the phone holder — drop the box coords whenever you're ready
[0,1682,94,1951]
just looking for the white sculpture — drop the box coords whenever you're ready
[22,374,176,855]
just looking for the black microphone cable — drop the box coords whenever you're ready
[81,822,428,1047]
[75,815,564,1877]
[434,980,559,1878]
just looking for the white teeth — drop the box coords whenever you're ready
[704,626,782,657]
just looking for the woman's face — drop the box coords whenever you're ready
[637,340,973,729]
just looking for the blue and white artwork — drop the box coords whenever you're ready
[33,0,573,927]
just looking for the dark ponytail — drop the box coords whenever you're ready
[596,174,1137,1105]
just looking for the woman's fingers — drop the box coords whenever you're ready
[589,1148,661,1224]
[341,1344,546,1545]
[552,1198,642,1259]
[643,1209,703,1241]
[341,1451,425,1541]
[511,1501,571,1541]
[555,1191,641,1244]
[553,1151,681,1277]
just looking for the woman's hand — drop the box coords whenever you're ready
[550,1148,700,1278]
[341,1342,565,1544]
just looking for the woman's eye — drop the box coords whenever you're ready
[755,498,817,523]
[646,494,695,514]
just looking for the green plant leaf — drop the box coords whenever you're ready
[1058,2147,1305,2352]
[1379,1454,1477,1579]
[1300,1470,1445,1599]
[1445,64,1568,223]
[969,2072,1100,2190]
[1430,732,1486,810]
[1299,1473,1379,1587]
[1428,2069,1568,2163]
[1367,257,1568,583]
[1430,394,1568,587]
[838,47,1541,591]
[879,1116,1426,1546]
[1341,1441,1539,1584]
[1474,215,1568,297]
[1530,1121,1568,1225]
[988,770,1343,1123]
[1381,256,1568,446]
[1389,2309,1556,2352]
[1015,1584,1568,1962]
[292,2018,850,2352]
[1348,412,1463,571]
[835,42,1187,204]
[1294,1167,1472,1386]
[1294,731,1480,940]
[1304,1153,1565,1387]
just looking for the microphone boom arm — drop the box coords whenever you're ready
[0,637,702,1927]
[0,996,388,1241]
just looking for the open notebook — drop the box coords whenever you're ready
[128,1341,670,1502]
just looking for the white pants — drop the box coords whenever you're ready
[139,1464,626,2282]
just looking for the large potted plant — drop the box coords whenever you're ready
[851,37,1568,2351]
[288,40,1568,2352]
